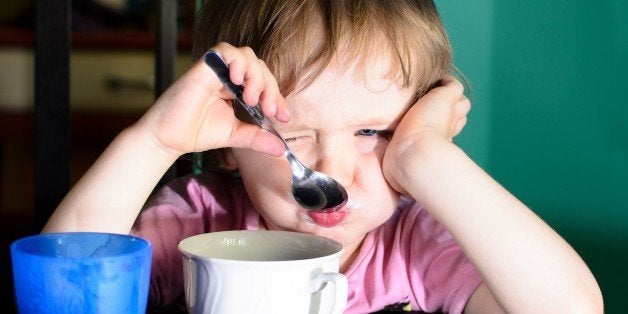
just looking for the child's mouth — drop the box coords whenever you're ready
[306,210,348,227]
[303,199,359,227]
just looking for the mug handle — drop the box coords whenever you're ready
[309,272,348,314]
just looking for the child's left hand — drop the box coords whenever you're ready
[382,75,471,195]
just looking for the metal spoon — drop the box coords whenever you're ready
[204,51,348,212]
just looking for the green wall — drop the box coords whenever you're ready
[436,1,628,312]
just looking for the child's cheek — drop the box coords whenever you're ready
[356,138,388,156]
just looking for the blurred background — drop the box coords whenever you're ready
[0,0,626,312]
[436,1,627,313]
[0,0,195,310]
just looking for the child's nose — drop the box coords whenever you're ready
[315,144,357,190]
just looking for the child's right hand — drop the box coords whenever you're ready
[135,42,290,159]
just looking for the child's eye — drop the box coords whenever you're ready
[284,136,304,143]
[355,129,393,140]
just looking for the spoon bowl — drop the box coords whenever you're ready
[204,51,348,212]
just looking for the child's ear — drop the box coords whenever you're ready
[222,148,239,170]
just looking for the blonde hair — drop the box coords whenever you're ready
[191,0,452,172]
[193,0,452,97]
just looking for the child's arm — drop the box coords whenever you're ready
[43,43,288,234]
[383,77,603,313]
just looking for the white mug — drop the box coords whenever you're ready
[178,230,348,314]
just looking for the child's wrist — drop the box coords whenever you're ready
[123,123,183,164]
[391,135,459,194]
[393,131,450,163]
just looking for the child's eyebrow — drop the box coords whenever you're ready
[349,116,402,129]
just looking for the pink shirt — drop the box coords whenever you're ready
[132,173,482,313]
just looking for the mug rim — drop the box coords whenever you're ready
[10,231,152,261]
[178,230,344,264]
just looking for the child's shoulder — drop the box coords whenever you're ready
[162,171,242,196]
[146,171,248,211]
[137,171,255,231]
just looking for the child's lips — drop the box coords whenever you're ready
[306,210,348,227]
[303,199,358,228]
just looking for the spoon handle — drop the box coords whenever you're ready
[204,52,347,211]
[204,51,281,138]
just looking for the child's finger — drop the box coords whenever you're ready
[239,48,266,106]
[211,43,265,106]
[257,60,278,117]
[212,43,249,85]
[258,60,290,122]
[438,75,464,96]
[452,116,468,138]
[419,75,464,109]
[455,95,471,120]
[449,94,471,139]
[230,122,286,156]
[456,94,471,117]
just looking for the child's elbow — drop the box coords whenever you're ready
[534,279,603,314]
[583,292,604,314]
[566,283,604,314]
[564,298,603,314]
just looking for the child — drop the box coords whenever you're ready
[43,0,603,313]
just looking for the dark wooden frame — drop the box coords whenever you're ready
[34,0,180,230]
[34,0,71,230]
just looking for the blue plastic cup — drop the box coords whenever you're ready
[10,232,152,314]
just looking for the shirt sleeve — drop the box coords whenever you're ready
[343,202,484,314]
[400,203,483,313]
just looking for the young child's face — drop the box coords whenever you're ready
[230,56,416,250]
